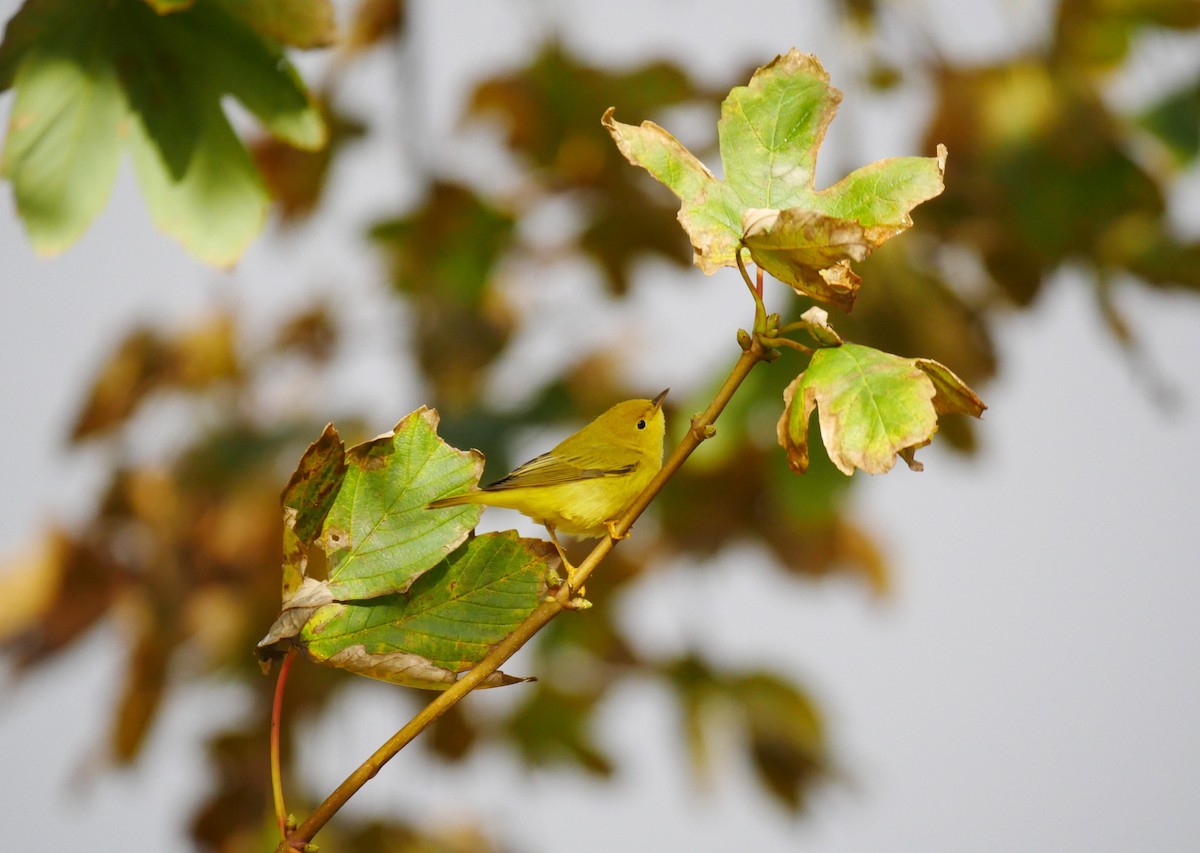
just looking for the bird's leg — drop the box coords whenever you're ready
[544,524,574,575]
[606,520,630,541]
[543,524,589,608]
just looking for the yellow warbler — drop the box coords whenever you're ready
[429,389,668,573]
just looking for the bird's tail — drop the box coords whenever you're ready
[427,492,480,509]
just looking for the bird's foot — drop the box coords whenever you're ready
[542,524,590,607]
[606,520,630,541]
[543,564,590,609]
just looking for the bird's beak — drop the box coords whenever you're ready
[651,388,669,413]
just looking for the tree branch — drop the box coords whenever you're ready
[277,335,771,852]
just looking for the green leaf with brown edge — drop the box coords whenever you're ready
[604,49,946,310]
[298,531,552,690]
[323,408,484,600]
[777,343,985,476]
[280,423,346,600]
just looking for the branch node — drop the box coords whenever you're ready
[563,594,593,610]
[689,414,717,441]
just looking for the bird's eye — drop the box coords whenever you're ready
[637,419,646,430]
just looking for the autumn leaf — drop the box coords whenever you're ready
[286,409,486,601]
[286,532,551,690]
[777,343,985,475]
[258,412,562,689]
[280,424,348,600]
[605,49,946,310]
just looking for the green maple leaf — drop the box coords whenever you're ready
[314,408,485,601]
[296,531,551,690]
[605,49,946,310]
[0,0,328,265]
[777,343,986,475]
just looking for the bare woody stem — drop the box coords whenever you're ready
[276,336,773,852]
[271,647,298,839]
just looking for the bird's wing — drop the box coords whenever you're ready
[485,448,638,490]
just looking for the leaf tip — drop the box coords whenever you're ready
[776,375,813,475]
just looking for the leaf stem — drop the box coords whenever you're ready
[271,647,298,840]
[758,335,813,355]
[736,248,768,334]
[275,337,771,852]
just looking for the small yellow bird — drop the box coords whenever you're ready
[429,389,668,579]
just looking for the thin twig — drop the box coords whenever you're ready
[275,337,771,852]
[271,647,298,839]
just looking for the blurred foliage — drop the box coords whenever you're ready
[468,43,697,294]
[0,0,331,264]
[4,0,1200,850]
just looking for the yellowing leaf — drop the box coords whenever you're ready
[294,532,553,690]
[777,343,985,475]
[322,409,484,600]
[280,425,347,600]
[605,49,946,309]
